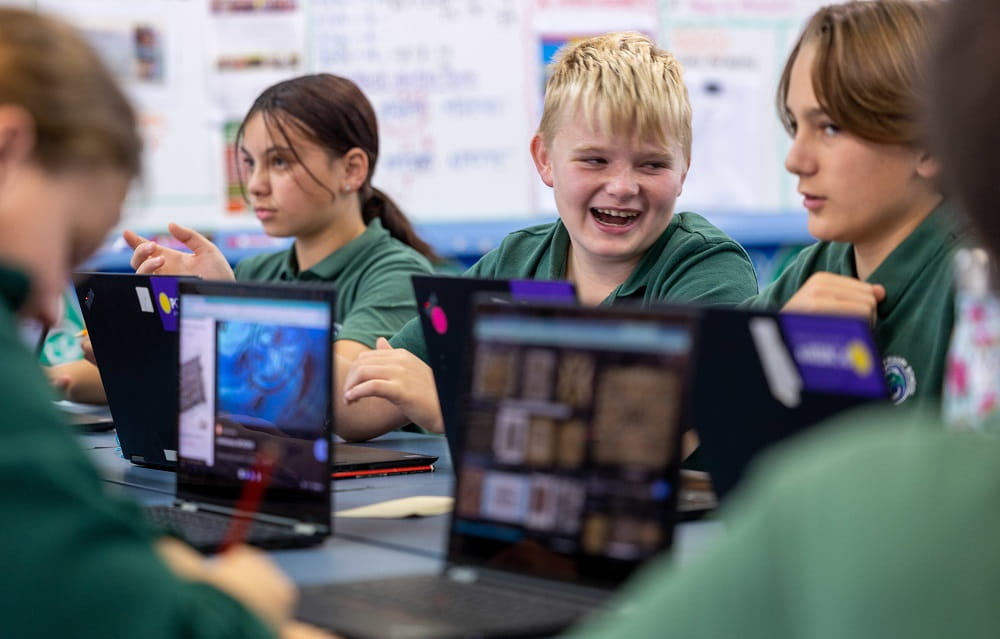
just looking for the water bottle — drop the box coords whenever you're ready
[943,247,1000,433]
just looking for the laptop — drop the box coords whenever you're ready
[145,279,336,552]
[411,274,576,464]
[296,300,697,639]
[76,272,436,475]
[75,272,185,467]
[691,307,890,500]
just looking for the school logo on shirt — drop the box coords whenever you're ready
[884,355,916,404]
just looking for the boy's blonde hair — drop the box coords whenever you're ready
[537,31,691,161]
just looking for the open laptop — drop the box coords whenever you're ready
[296,300,697,639]
[691,307,890,501]
[411,274,576,464]
[144,279,336,552]
[76,272,436,476]
[75,272,184,467]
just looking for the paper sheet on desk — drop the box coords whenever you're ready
[335,496,453,518]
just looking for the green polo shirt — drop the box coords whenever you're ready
[392,212,758,361]
[0,264,273,639]
[746,200,971,406]
[569,406,1000,639]
[234,218,433,348]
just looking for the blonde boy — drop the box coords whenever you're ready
[338,32,758,441]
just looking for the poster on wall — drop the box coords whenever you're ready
[208,1,306,225]
[663,0,827,215]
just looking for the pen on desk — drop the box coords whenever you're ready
[75,329,88,338]
[218,441,280,554]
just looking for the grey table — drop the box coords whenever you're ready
[80,430,721,584]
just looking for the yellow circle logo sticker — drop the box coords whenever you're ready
[158,291,172,314]
[846,339,873,376]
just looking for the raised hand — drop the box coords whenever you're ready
[123,222,234,280]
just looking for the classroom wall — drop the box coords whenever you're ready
[33,0,827,280]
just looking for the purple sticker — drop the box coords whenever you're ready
[149,277,180,332]
[779,314,886,398]
[509,279,575,302]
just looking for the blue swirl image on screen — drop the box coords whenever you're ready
[216,321,328,436]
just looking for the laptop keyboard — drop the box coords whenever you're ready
[146,505,322,553]
[298,573,596,637]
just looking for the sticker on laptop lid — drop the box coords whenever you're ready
[779,314,886,398]
[508,279,575,302]
[149,277,180,332]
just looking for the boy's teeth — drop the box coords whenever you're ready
[592,208,638,218]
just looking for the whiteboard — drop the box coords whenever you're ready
[28,0,828,235]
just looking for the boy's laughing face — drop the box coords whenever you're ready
[532,106,688,271]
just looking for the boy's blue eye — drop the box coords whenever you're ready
[821,122,841,136]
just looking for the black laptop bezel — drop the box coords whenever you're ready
[175,279,335,528]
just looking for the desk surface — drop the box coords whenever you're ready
[80,430,721,584]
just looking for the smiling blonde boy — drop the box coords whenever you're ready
[338,31,759,441]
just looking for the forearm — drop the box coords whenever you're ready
[335,395,411,442]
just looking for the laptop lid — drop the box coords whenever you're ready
[448,300,696,590]
[411,275,576,463]
[692,307,890,500]
[176,280,333,530]
[74,272,184,468]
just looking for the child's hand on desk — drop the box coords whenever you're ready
[124,222,234,280]
[782,272,886,325]
[343,337,444,434]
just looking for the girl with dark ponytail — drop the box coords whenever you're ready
[124,73,437,370]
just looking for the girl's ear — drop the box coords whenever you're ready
[341,147,369,192]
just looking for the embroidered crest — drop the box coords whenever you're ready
[883,355,916,404]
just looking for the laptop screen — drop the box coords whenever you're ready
[449,301,696,589]
[176,281,334,525]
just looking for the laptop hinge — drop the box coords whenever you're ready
[451,566,608,605]
[174,500,328,535]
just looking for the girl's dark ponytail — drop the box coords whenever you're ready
[361,185,439,262]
